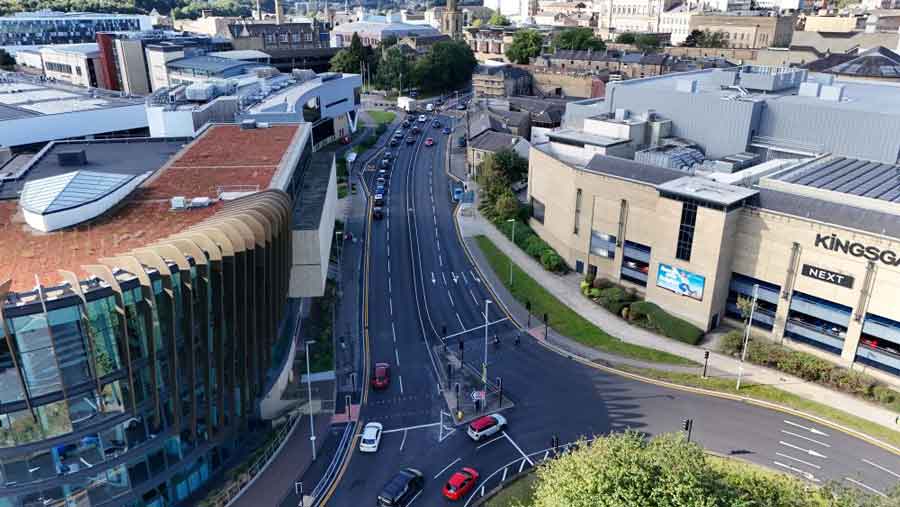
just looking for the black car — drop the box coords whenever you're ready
[431,120,441,128]
[390,138,399,146]
[373,206,384,220]
[457,136,467,147]
[377,468,424,507]
[401,120,410,128]
[456,103,466,111]
[411,126,421,135]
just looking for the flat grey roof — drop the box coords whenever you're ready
[755,187,900,238]
[0,138,187,200]
[657,176,758,206]
[470,130,520,153]
[0,103,39,120]
[168,55,255,73]
[584,154,684,185]
[550,128,628,147]
[772,155,900,203]
[294,152,334,230]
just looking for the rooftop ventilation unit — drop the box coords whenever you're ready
[676,79,698,94]
[57,149,87,166]
[241,119,257,130]
[170,196,187,210]
[188,197,212,208]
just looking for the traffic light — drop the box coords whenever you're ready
[682,419,692,431]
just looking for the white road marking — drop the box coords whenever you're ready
[862,459,900,479]
[392,322,397,343]
[476,435,506,450]
[432,272,436,284]
[470,270,481,283]
[441,317,510,340]
[435,458,462,479]
[518,459,527,473]
[400,429,408,452]
[773,461,819,482]
[503,432,535,466]
[461,272,468,284]
[448,291,455,307]
[387,243,390,257]
[844,477,886,497]
[779,441,827,459]
[395,348,400,366]
[452,272,459,284]
[781,430,831,448]
[775,452,821,470]
[469,288,478,304]
[456,313,465,329]
[383,422,443,434]
[501,467,508,482]
[542,450,550,461]
[784,420,829,437]
[439,254,443,266]
[390,299,394,316]
[399,374,404,394]
[388,278,392,293]
[442,272,447,285]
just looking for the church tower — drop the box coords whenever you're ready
[442,0,463,40]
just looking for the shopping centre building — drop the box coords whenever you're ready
[0,121,336,505]
[528,66,900,385]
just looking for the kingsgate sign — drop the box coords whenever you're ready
[814,233,900,266]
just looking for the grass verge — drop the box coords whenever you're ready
[367,110,396,125]
[620,365,900,449]
[474,235,695,366]
[484,471,537,507]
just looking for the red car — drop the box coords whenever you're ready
[371,362,390,390]
[425,137,434,147]
[443,467,479,501]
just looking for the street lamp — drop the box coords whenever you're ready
[482,299,492,395]
[304,339,317,460]
[506,218,516,286]
[736,284,758,391]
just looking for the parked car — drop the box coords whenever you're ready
[406,136,415,144]
[374,194,385,206]
[457,136,467,147]
[371,362,391,390]
[442,467,479,501]
[442,127,452,135]
[466,414,506,441]
[373,206,384,220]
[425,138,434,147]
[378,468,424,507]
[452,187,464,202]
[432,120,441,128]
[359,422,383,453]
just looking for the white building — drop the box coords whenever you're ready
[39,43,101,88]
[659,5,698,44]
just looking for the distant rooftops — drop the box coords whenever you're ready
[167,55,263,74]
[0,74,143,118]
[769,155,900,206]
[1,10,148,19]
[38,42,99,55]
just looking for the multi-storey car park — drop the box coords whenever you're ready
[0,121,336,507]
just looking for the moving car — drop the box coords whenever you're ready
[378,468,424,507]
[426,103,434,112]
[418,114,427,123]
[457,136,467,147]
[401,120,411,128]
[371,362,391,390]
[359,422,383,453]
[442,127,452,135]
[442,467,479,501]
[466,414,506,441]
[380,158,390,169]
[406,136,415,144]
[390,138,399,147]
[452,187,464,202]
[384,151,392,159]
[432,120,441,128]
[374,194,385,206]
[456,103,466,110]
[373,206,384,220]
[411,126,421,135]
[425,138,434,147]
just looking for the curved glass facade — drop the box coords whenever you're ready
[0,190,291,507]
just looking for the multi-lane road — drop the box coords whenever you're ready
[319,110,900,506]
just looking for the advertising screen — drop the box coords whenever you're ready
[656,263,705,301]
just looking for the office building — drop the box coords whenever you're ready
[0,122,337,506]
[330,13,443,47]
[0,11,151,48]
[473,65,532,97]
[0,74,147,151]
[226,21,337,73]
[688,12,795,48]
[38,44,102,88]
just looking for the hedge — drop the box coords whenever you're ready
[629,301,704,345]
[492,217,569,274]
[580,280,639,318]
[720,331,900,411]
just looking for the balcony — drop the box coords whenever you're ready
[784,319,845,354]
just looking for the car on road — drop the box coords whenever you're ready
[466,414,506,441]
[401,120,410,128]
[373,206,384,220]
[359,422,383,453]
[411,126,421,135]
[384,151,392,159]
[374,193,385,206]
[456,103,466,110]
[371,362,391,390]
[442,467,479,501]
[376,176,386,186]
[418,114,427,123]
[442,127,451,135]
[432,120,441,128]
[380,158,390,169]
[345,152,357,163]
[406,136,415,144]
[378,468,424,507]
[457,136,467,148]
[452,187,464,202]
[390,138,399,146]
[425,138,434,147]
[426,103,434,112]
[436,98,443,105]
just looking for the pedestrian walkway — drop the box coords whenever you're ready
[457,210,900,435]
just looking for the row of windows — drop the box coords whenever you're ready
[263,31,315,44]
[45,61,74,74]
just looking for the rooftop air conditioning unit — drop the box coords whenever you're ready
[170,196,187,210]
[188,197,212,208]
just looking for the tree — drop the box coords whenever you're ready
[682,29,728,48]
[505,29,544,64]
[413,40,477,92]
[471,18,483,27]
[488,11,511,26]
[331,32,379,76]
[380,34,398,48]
[634,33,660,52]
[375,46,410,93]
[330,49,358,73]
[476,148,527,205]
[736,294,756,323]
[493,188,520,220]
[0,49,14,71]
[553,27,605,51]
[615,32,636,44]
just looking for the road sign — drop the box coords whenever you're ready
[471,390,485,402]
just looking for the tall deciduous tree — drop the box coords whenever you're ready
[553,27,605,51]
[505,29,545,64]
[413,40,477,92]
[488,11,511,26]
[682,29,728,48]
[375,46,410,93]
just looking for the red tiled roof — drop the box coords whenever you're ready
[0,124,300,293]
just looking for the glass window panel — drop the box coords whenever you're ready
[127,459,149,487]
[101,380,126,414]
[35,400,72,439]
[68,395,101,429]
[11,314,62,397]
[0,337,25,404]
[85,296,123,377]
[125,416,148,447]
[148,449,166,476]
[48,306,93,389]
[0,408,42,446]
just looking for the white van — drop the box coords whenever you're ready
[426,103,434,112]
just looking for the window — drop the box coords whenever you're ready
[279,33,289,43]
[292,32,302,42]
[265,33,276,44]
[305,32,313,42]
[573,188,582,234]
[530,197,545,224]
[676,201,697,262]
[590,231,616,259]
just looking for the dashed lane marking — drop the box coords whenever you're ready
[844,477,886,497]
[781,430,831,448]
[862,459,900,479]
[775,452,821,470]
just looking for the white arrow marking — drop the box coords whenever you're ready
[452,272,459,284]
[431,272,436,285]
[780,441,827,459]
[773,461,820,483]
[781,430,831,448]
[784,420,829,437]
[442,272,447,285]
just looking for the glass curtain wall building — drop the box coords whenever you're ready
[0,190,292,507]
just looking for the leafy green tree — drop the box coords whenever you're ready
[488,11,510,26]
[614,31,636,44]
[553,27,605,51]
[0,49,14,70]
[375,46,410,93]
[331,32,379,75]
[634,33,660,51]
[471,18,483,27]
[330,49,358,73]
[682,29,728,48]
[493,188,520,220]
[505,29,544,64]
[380,34,398,48]
[413,40,476,92]
[476,148,527,205]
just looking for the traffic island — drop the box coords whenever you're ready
[432,342,515,425]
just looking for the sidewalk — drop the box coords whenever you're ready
[456,210,900,434]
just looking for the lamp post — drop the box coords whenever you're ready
[482,299,492,394]
[304,339,317,460]
[506,218,516,285]
[736,284,759,391]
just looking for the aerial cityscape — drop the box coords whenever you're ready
[0,0,899,505]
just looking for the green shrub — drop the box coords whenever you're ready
[588,288,601,298]
[874,385,898,404]
[580,280,590,294]
[525,236,546,258]
[540,250,564,271]
[629,301,704,345]
[592,277,614,290]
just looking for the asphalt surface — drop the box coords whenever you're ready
[321,108,900,507]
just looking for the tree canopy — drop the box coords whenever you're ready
[682,29,729,48]
[413,40,477,92]
[330,32,379,76]
[375,46,410,93]
[614,32,636,44]
[0,49,14,71]
[553,27,605,52]
[476,148,527,207]
[488,11,511,26]
[505,29,544,64]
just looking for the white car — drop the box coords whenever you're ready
[466,414,507,441]
[359,422,383,453]
[418,114,427,123]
